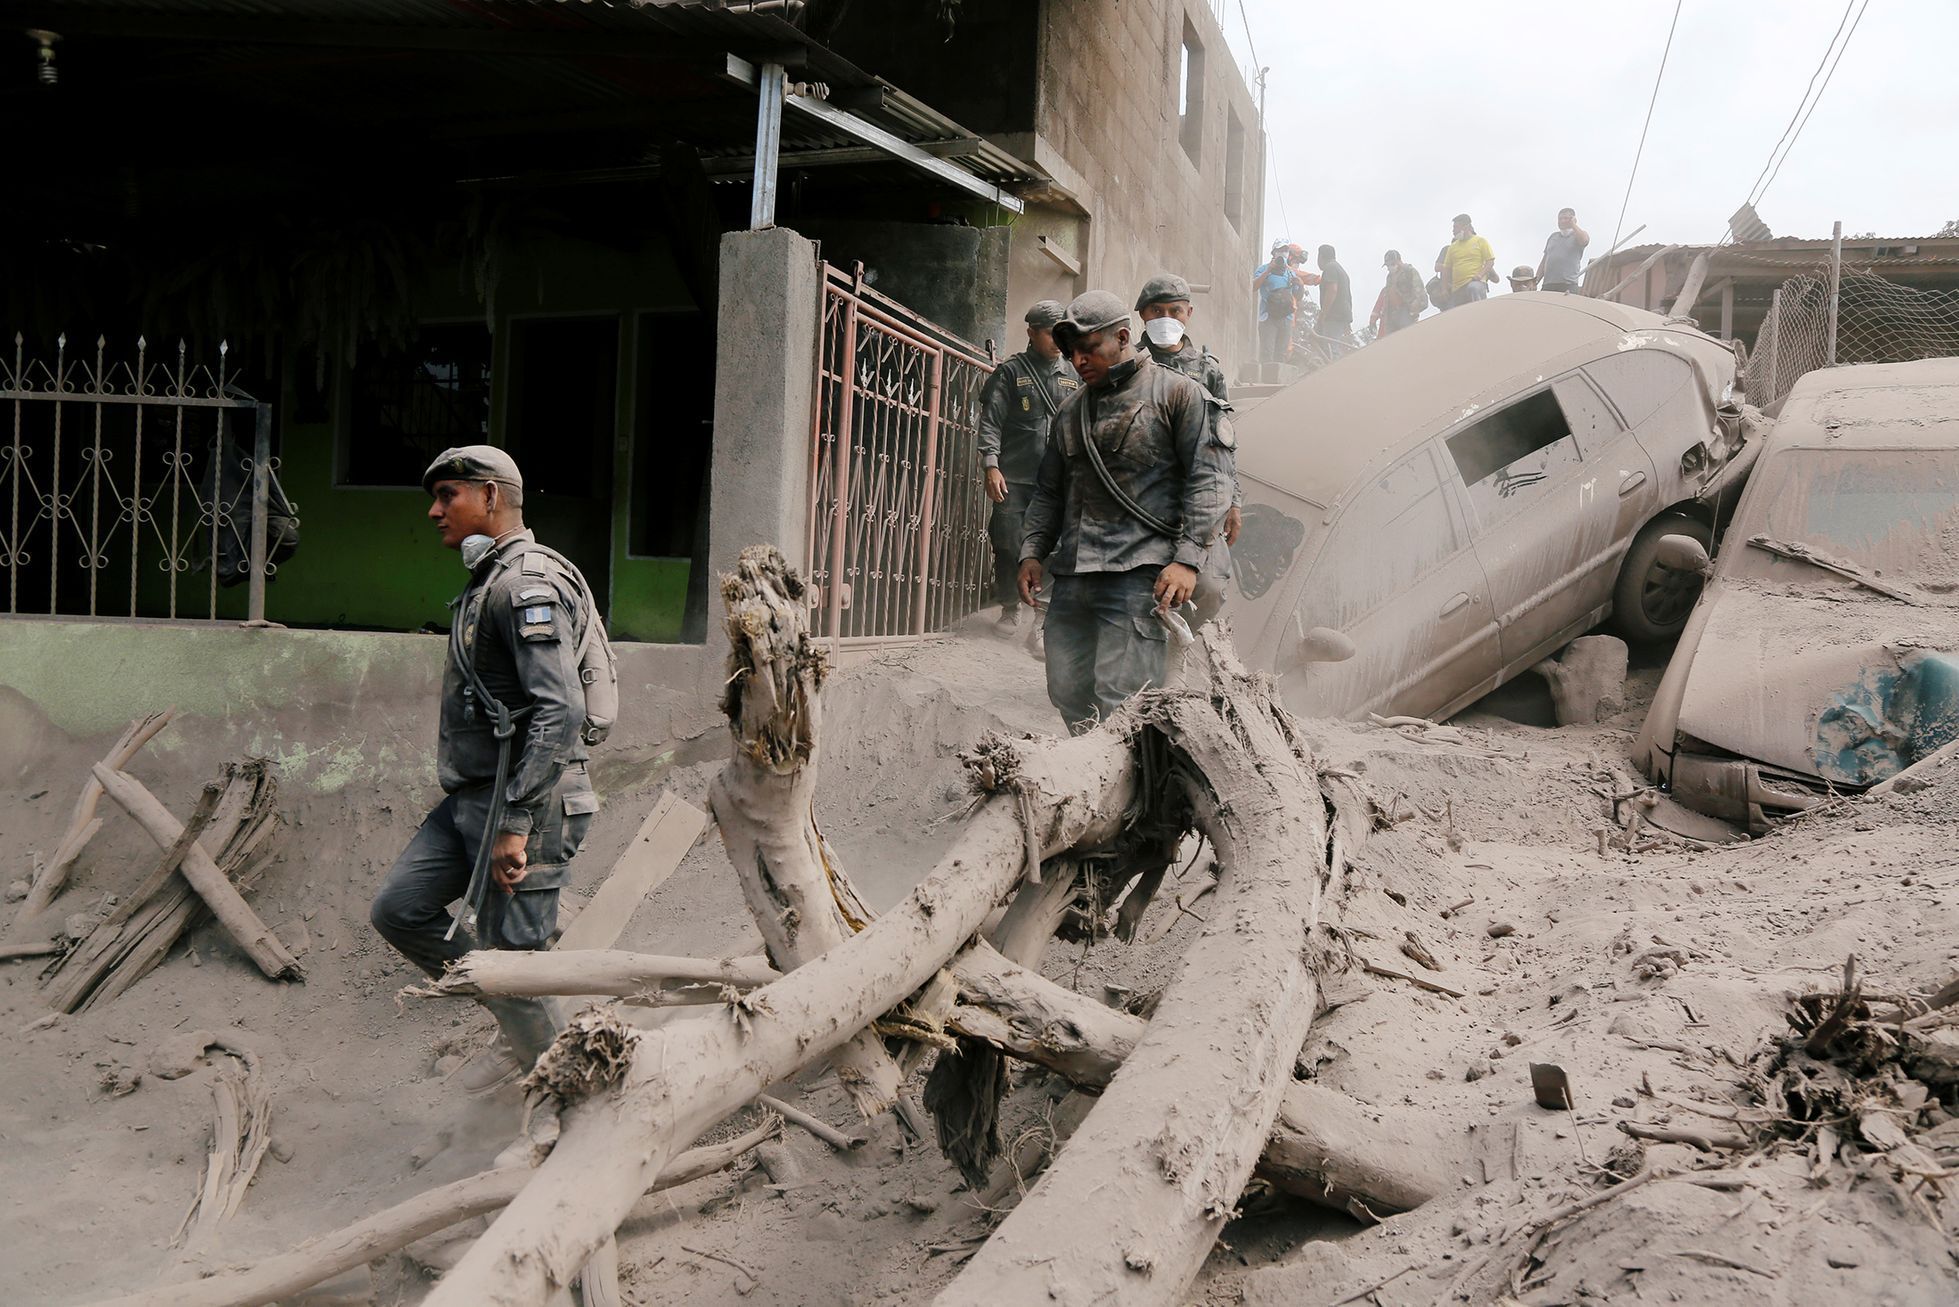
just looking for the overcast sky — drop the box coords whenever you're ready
[1216,0,1958,296]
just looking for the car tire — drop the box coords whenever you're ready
[1612,512,1711,643]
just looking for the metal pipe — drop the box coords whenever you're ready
[1824,219,1843,366]
[246,401,272,626]
[750,62,784,230]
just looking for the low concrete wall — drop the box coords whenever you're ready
[0,619,714,798]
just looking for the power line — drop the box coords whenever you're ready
[1234,0,1293,241]
[1610,0,1684,254]
[1754,0,1870,209]
[1742,0,1858,208]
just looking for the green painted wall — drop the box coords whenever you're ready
[251,231,707,640]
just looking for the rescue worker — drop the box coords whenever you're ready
[1134,272,1243,550]
[1017,291,1234,733]
[370,446,602,1090]
[977,300,1078,637]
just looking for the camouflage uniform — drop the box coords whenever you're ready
[371,448,601,1068]
[976,301,1079,616]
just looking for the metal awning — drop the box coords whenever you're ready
[4,0,1038,215]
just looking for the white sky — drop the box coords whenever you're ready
[1215,0,1959,296]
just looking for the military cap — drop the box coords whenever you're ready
[1133,274,1192,311]
[1024,299,1066,329]
[1052,289,1132,349]
[422,444,524,496]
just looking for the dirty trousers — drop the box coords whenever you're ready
[988,481,1035,614]
[1043,568,1170,734]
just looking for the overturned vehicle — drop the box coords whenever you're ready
[1634,359,1959,832]
[1224,294,1751,720]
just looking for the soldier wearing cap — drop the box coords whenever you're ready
[1018,291,1234,732]
[1134,273,1242,550]
[369,445,602,1091]
[977,299,1079,636]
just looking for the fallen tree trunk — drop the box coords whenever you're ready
[20,708,176,923]
[946,945,1443,1216]
[404,936,1444,1218]
[422,690,1139,1300]
[707,547,904,1119]
[81,1119,778,1307]
[410,950,779,1005]
[90,764,303,983]
[936,630,1334,1307]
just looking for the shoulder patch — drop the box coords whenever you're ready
[520,553,549,576]
[1210,410,1238,450]
[517,600,559,642]
[515,585,553,603]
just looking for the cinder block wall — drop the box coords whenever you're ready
[1034,0,1264,371]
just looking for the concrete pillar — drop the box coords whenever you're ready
[703,226,821,684]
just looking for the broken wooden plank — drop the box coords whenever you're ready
[555,791,706,953]
[20,708,176,921]
[90,765,302,983]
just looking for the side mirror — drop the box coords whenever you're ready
[1296,624,1356,666]
[1654,534,1712,574]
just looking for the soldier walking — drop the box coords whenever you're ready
[370,446,605,1090]
[1017,291,1234,733]
[977,300,1078,637]
[1134,273,1243,552]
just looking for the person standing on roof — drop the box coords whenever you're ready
[1316,244,1354,348]
[370,446,605,1092]
[1251,243,1303,364]
[1536,207,1590,294]
[1439,213,1497,308]
[1370,250,1427,336]
[1019,291,1234,733]
[976,300,1079,637]
[1507,265,1541,293]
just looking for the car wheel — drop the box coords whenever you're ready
[1612,512,1711,643]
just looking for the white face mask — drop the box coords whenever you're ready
[1143,317,1186,348]
[460,534,497,570]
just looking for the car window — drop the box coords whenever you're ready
[1732,448,1959,596]
[1584,350,1694,431]
[1552,374,1622,458]
[1445,389,1585,530]
[1310,447,1459,628]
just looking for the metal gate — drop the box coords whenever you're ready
[2,334,278,623]
[805,264,996,647]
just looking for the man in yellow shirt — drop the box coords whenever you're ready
[1436,213,1497,309]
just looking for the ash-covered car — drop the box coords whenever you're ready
[1223,294,1752,721]
[1633,359,1959,832]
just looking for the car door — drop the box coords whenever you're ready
[1552,371,1655,612]
[1443,378,1646,677]
[1285,443,1501,720]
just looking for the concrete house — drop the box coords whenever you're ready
[1,0,1262,672]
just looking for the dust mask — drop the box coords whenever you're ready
[1143,317,1186,348]
[460,534,496,570]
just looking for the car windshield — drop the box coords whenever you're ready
[1730,448,1959,597]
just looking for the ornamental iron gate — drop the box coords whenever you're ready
[805,264,996,647]
[1,334,279,624]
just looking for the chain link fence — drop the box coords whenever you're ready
[1745,268,1959,409]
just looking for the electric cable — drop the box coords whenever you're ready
[1754,0,1870,209]
[1610,0,1685,254]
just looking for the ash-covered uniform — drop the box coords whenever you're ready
[976,349,1079,612]
[372,530,598,985]
[1021,356,1233,731]
[1143,338,1243,514]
